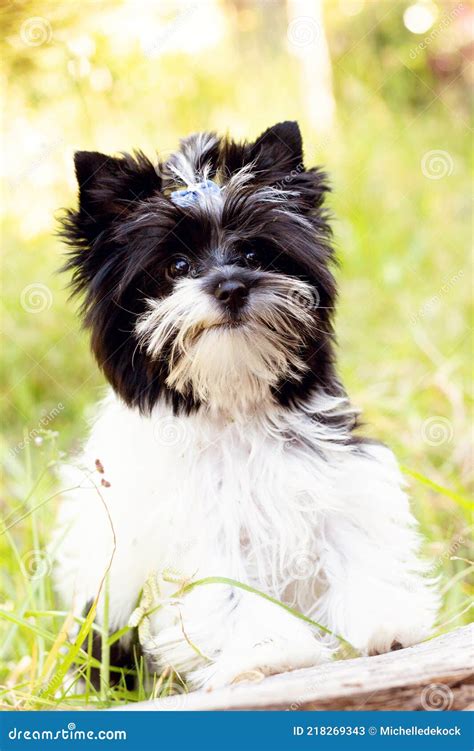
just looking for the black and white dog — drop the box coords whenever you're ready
[54,121,437,689]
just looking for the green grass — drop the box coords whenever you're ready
[1,0,472,709]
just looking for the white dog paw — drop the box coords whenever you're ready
[190,636,331,690]
[366,623,431,656]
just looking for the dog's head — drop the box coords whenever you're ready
[61,121,338,414]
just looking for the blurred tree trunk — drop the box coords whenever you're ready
[286,0,335,133]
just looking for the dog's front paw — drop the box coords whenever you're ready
[190,635,331,690]
[366,623,431,656]
[343,586,438,656]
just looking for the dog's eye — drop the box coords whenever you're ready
[167,257,191,279]
[244,249,261,269]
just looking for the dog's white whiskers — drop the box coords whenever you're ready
[135,273,318,412]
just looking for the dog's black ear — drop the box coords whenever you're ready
[73,150,161,234]
[60,150,162,296]
[250,121,303,175]
[243,121,329,212]
[221,121,303,180]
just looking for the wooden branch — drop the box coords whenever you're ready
[120,625,473,711]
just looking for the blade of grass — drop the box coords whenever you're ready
[151,574,355,650]
[25,609,102,633]
[85,627,93,705]
[108,623,131,647]
[38,600,97,698]
[100,574,110,703]
[0,485,83,535]
[402,466,473,509]
[440,564,474,595]
[37,609,75,687]
[0,610,57,643]
[39,478,118,699]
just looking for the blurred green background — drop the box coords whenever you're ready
[0,0,472,707]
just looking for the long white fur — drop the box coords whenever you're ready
[165,132,219,187]
[53,337,438,688]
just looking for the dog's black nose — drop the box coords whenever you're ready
[214,279,249,309]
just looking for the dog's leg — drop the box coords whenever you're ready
[83,601,138,690]
[315,443,439,655]
[146,583,332,689]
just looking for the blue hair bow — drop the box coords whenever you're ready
[170,179,221,208]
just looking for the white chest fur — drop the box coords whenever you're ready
[54,391,352,623]
[53,389,437,665]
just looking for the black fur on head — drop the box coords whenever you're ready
[60,121,343,415]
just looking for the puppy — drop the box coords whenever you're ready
[53,121,438,689]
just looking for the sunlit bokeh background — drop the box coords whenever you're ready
[1,0,472,707]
